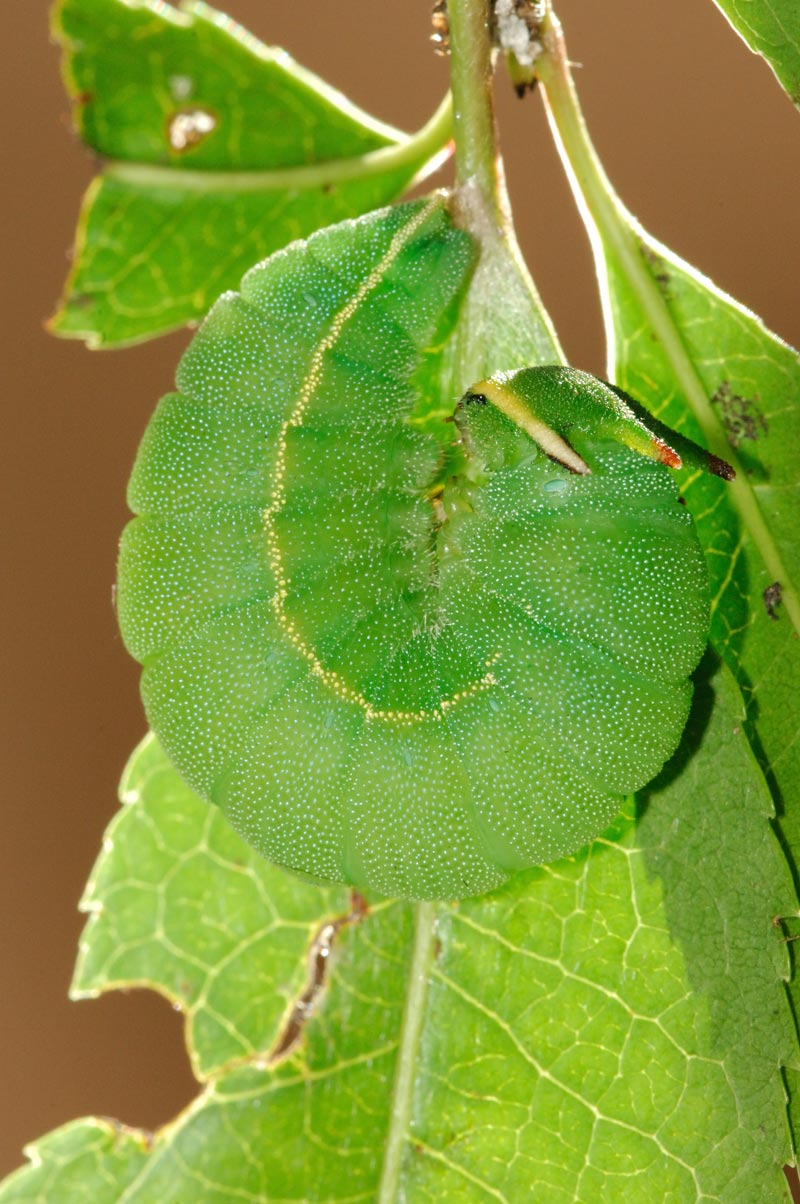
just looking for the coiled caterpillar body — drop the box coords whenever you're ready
[118,199,713,899]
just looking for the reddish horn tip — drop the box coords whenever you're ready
[652,437,682,470]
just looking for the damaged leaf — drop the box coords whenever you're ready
[50,0,451,346]
[2,665,797,1201]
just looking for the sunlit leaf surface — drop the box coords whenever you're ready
[2,667,795,1202]
[590,185,800,1147]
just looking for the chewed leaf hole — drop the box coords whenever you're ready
[269,892,368,1064]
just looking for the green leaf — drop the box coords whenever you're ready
[0,1121,150,1203]
[50,0,451,347]
[538,23,800,1139]
[710,0,800,107]
[437,182,564,394]
[3,658,796,1200]
[602,222,800,1138]
[636,656,798,1202]
[599,223,800,775]
[72,733,353,1078]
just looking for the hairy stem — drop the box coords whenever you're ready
[106,93,453,192]
[376,900,439,1203]
[537,4,800,632]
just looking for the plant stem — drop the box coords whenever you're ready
[537,4,800,632]
[444,0,565,370]
[376,900,439,1203]
[106,93,453,193]
[446,0,502,217]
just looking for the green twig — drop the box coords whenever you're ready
[446,0,565,369]
[446,0,502,214]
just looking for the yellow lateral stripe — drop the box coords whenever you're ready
[263,202,498,724]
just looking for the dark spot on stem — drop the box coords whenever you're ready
[512,72,539,98]
[641,245,673,296]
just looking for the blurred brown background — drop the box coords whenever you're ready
[2,0,799,1185]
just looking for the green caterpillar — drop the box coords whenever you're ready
[118,198,724,900]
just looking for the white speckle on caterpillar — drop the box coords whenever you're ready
[119,201,710,900]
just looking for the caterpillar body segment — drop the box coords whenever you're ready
[119,200,712,900]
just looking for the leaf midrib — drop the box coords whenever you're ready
[101,94,453,194]
[376,899,439,1203]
